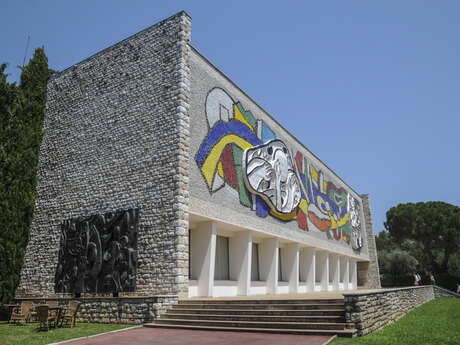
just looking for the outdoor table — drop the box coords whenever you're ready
[3,304,19,323]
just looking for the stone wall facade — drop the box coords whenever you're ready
[358,194,381,289]
[16,296,178,324]
[343,286,453,336]
[17,11,191,300]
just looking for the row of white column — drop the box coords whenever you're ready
[191,222,358,297]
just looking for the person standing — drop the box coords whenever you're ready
[430,273,436,285]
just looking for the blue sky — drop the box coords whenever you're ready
[2,1,459,234]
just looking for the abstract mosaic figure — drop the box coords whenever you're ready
[196,87,261,208]
[243,140,301,215]
[195,86,364,249]
[55,209,139,294]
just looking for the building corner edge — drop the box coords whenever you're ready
[359,194,381,289]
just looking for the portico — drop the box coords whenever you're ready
[188,215,362,298]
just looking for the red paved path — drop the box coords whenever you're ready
[62,327,333,345]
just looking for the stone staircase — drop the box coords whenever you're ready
[145,298,356,337]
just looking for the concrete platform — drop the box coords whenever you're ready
[183,289,359,301]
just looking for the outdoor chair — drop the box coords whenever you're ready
[60,300,81,327]
[46,300,60,320]
[46,300,58,307]
[36,305,57,331]
[10,301,34,325]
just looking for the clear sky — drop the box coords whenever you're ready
[2,1,459,234]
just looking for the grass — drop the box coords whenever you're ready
[0,321,133,345]
[333,298,460,345]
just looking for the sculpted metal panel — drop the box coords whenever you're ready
[348,194,364,250]
[243,140,301,215]
[54,208,139,294]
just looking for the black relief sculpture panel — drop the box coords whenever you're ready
[55,209,139,294]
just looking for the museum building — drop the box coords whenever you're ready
[17,11,380,306]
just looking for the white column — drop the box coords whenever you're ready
[317,251,329,291]
[350,259,358,289]
[260,238,279,294]
[284,243,299,293]
[193,222,217,297]
[302,248,316,292]
[343,257,350,290]
[229,231,252,296]
[330,254,340,291]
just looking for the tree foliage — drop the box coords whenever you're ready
[381,201,460,289]
[0,48,52,303]
[378,249,418,287]
[385,202,460,274]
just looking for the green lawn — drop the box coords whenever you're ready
[333,298,460,345]
[0,322,133,345]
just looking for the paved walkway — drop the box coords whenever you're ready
[62,327,334,345]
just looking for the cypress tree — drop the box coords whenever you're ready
[0,48,52,303]
[0,64,21,304]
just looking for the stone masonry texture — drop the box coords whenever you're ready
[17,11,192,300]
[343,285,459,336]
[358,194,381,289]
[15,296,177,324]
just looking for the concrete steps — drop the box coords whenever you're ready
[168,308,344,316]
[154,318,346,330]
[145,298,356,337]
[161,313,345,323]
[171,303,344,310]
[144,323,357,336]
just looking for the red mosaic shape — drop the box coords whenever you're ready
[221,144,238,189]
[297,209,308,230]
[295,151,304,173]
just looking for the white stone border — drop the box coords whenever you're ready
[47,325,142,345]
[321,335,337,345]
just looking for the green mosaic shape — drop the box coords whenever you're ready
[232,146,252,208]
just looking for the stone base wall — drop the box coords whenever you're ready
[433,285,460,299]
[16,295,178,324]
[344,286,435,336]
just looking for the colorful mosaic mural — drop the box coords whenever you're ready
[195,87,363,249]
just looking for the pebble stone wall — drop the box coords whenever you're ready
[17,11,192,306]
[343,285,458,336]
